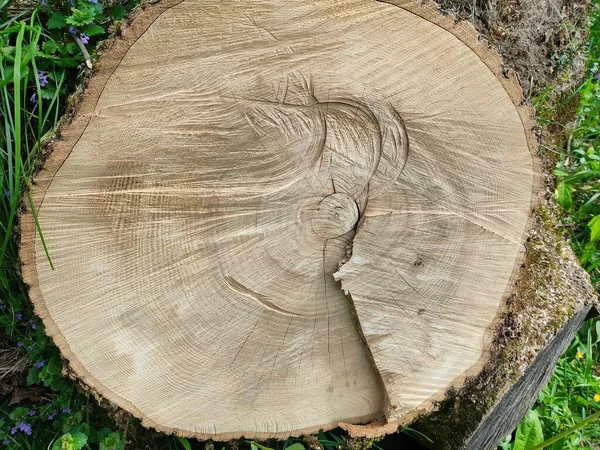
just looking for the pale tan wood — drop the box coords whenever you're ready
[21,0,539,440]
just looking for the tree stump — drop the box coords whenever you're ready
[20,0,598,448]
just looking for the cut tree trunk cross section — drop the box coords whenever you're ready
[20,0,559,444]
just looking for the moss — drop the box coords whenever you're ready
[537,89,583,167]
[344,436,377,450]
[107,19,125,38]
[303,435,325,450]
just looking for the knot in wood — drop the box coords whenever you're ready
[310,193,359,239]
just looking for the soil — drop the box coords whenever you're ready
[437,0,589,99]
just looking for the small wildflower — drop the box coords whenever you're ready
[15,312,23,321]
[3,189,10,199]
[68,26,77,34]
[18,422,32,436]
[38,71,49,88]
[48,410,58,420]
[28,410,36,416]
[30,321,38,330]
[33,359,47,369]
[41,0,46,5]
[595,73,600,82]
[10,427,16,435]
[594,394,600,402]
[80,33,89,45]
[62,408,72,414]
[576,351,585,359]
[88,0,98,3]
[0,302,7,311]
[30,93,37,104]
[16,341,23,347]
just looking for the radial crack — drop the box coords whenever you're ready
[222,275,302,317]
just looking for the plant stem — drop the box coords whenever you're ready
[72,34,92,69]
[530,409,600,450]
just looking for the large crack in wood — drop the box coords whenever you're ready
[334,217,396,425]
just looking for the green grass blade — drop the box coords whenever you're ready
[0,21,26,265]
[26,190,53,270]
[529,409,600,450]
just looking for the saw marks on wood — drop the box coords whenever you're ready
[23,0,535,439]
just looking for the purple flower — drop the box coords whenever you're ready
[28,410,36,416]
[0,302,7,311]
[15,312,23,321]
[33,359,47,369]
[80,33,89,45]
[10,427,17,435]
[68,26,77,34]
[62,408,72,414]
[595,73,600,81]
[18,422,32,436]
[30,321,38,330]
[48,410,58,420]
[37,71,49,88]
[17,341,23,347]
[88,0,98,3]
[30,93,37,104]
[41,0,46,5]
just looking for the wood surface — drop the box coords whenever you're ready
[20,0,544,440]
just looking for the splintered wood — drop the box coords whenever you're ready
[20,0,536,440]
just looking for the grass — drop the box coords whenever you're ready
[0,0,599,449]
[500,320,600,449]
